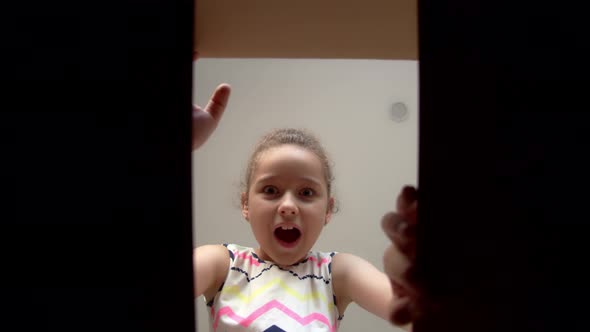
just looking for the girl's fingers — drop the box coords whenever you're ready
[390,296,417,326]
[382,212,416,259]
[397,186,418,225]
[204,84,231,121]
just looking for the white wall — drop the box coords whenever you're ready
[193,58,418,332]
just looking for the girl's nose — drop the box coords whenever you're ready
[278,194,299,216]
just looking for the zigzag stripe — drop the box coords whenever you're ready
[306,256,330,267]
[231,264,331,284]
[221,277,336,310]
[232,250,263,266]
[213,299,336,332]
[231,250,331,269]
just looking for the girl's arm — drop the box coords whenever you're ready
[193,244,230,299]
[332,253,412,331]
[332,253,395,320]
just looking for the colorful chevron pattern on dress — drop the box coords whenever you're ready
[306,256,330,267]
[221,277,336,310]
[229,264,332,284]
[207,244,342,332]
[231,249,264,266]
[213,299,337,332]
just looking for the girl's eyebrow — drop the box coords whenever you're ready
[300,176,323,187]
[254,174,278,183]
[255,174,322,186]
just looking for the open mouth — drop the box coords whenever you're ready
[274,226,301,247]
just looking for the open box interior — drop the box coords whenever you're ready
[195,0,417,60]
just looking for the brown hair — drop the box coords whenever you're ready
[243,128,335,198]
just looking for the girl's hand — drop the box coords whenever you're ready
[381,185,422,326]
[192,52,231,150]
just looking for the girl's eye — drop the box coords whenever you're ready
[300,188,315,197]
[262,186,278,195]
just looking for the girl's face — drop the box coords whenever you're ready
[241,144,334,266]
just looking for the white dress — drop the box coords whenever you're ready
[206,243,343,332]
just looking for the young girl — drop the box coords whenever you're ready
[193,127,412,331]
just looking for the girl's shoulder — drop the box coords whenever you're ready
[194,244,233,272]
[224,243,253,253]
[330,252,375,288]
[330,252,374,274]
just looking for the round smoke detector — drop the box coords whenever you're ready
[390,102,409,122]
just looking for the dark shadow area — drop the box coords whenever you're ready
[415,1,588,331]
[3,1,196,331]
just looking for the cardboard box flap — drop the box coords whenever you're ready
[195,0,417,60]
